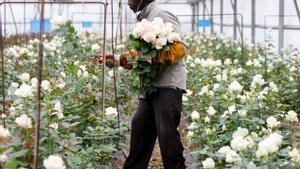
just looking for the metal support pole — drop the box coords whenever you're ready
[191,3,196,32]
[279,0,284,52]
[4,0,6,36]
[211,0,214,33]
[203,0,206,33]
[294,0,300,24]
[233,0,237,39]
[101,0,108,115]
[220,0,223,33]
[251,0,256,43]
[33,0,44,168]
[0,6,5,115]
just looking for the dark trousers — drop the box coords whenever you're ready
[123,88,186,169]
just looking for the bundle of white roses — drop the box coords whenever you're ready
[131,17,181,52]
[128,17,185,96]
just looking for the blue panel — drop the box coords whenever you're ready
[30,19,51,33]
[197,19,211,27]
[82,21,93,28]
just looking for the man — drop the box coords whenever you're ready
[122,0,187,169]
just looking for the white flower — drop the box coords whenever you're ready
[41,80,51,91]
[52,101,64,119]
[82,71,89,78]
[49,123,59,130]
[231,136,250,151]
[50,16,64,29]
[218,146,232,157]
[207,106,216,116]
[228,105,236,114]
[213,84,220,91]
[228,80,243,93]
[202,158,215,169]
[194,58,201,64]
[188,122,197,130]
[142,32,156,43]
[286,110,298,122]
[185,89,193,96]
[43,155,65,169]
[289,148,300,164]
[232,127,249,138]
[269,82,278,92]
[105,107,118,118]
[256,132,283,158]
[199,85,209,95]
[15,114,32,129]
[91,43,101,52]
[155,37,167,49]
[251,74,265,88]
[0,125,10,139]
[226,150,241,163]
[108,70,114,78]
[15,83,33,98]
[266,116,280,128]
[182,95,188,102]
[30,78,38,89]
[238,109,247,117]
[215,74,222,81]
[168,32,181,43]
[187,131,194,138]
[0,154,8,162]
[191,111,200,120]
[18,73,30,82]
[224,58,231,65]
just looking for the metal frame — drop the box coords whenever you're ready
[0,1,108,168]
[177,13,245,63]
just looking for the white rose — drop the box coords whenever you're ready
[289,148,300,164]
[228,80,243,93]
[52,101,64,119]
[15,114,32,129]
[266,116,280,128]
[226,150,241,163]
[228,105,236,114]
[91,44,101,52]
[269,82,278,92]
[251,74,265,88]
[191,111,200,120]
[218,146,232,157]
[207,106,216,116]
[194,58,201,64]
[0,154,8,162]
[238,109,247,117]
[142,32,156,43]
[230,136,249,151]
[185,89,193,96]
[202,158,215,169]
[51,16,64,29]
[182,95,188,102]
[286,110,298,122]
[49,123,59,130]
[155,37,167,50]
[0,125,10,139]
[41,80,51,91]
[18,73,30,82]
[187,131,194,138]
[232,127,249,138]
[167,32,181,43]
[15,83,33,98]
[43,155,65,169]
[188,122,197,130]
[105,107,118,118]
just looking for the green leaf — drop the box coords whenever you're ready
[162,45,170,52]
[132,41,141,50]
[10,149,28,159]
[5,160,18,169]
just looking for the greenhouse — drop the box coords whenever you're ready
[0,0,300,168]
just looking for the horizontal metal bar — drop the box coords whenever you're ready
[0,1,106,5]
